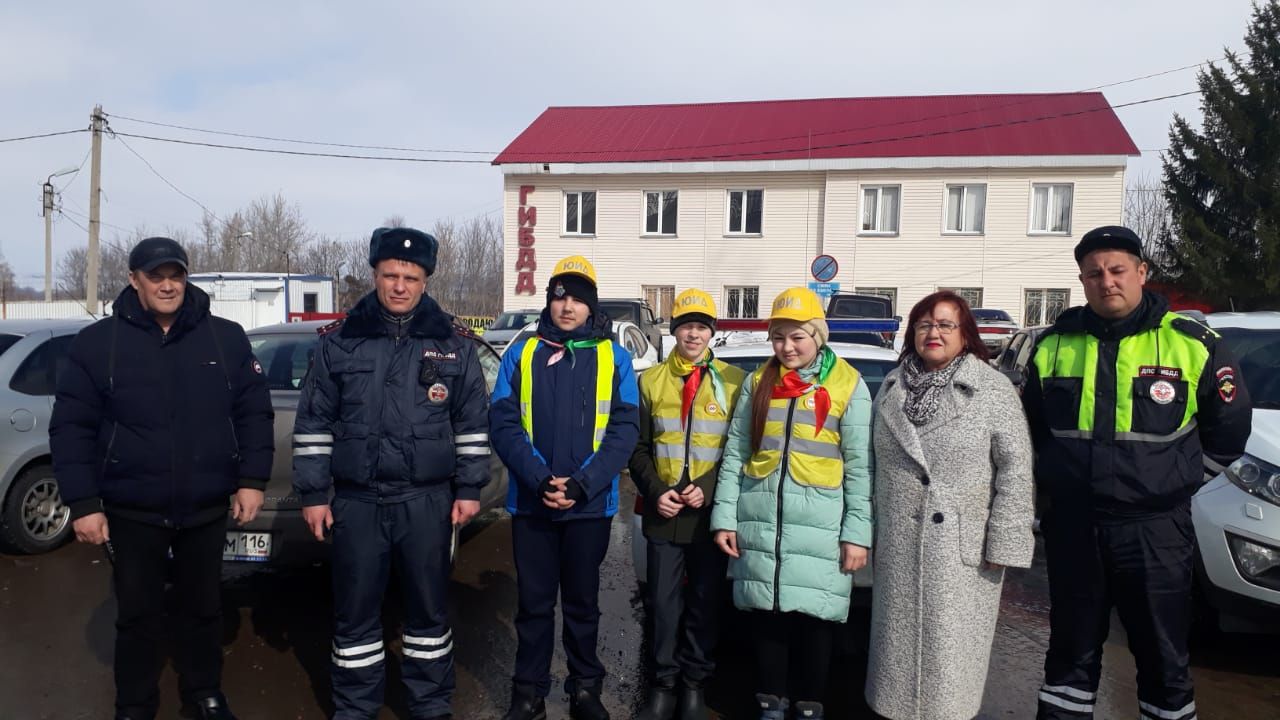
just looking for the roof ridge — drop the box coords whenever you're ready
[544,91,1105,111]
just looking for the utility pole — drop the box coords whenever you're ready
[87,104,105,314]
[42,181,54,303]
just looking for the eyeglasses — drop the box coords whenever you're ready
[914,321,960,335]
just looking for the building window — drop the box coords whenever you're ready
[564,191,596,235]
[860,186,900,234]
[303,292,318,313]
[1025,288,1070,326]
[644,191,678,235]
[1030,183,1073,234]
[854,287,898,315]
[940,287,984,308]
[944,184,986,234]
[727,189,764,235]
[724,286,760,318]
[643,285,675,322]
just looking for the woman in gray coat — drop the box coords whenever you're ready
[865,291,1035,720]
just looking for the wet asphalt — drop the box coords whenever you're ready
[1,483,1277,719]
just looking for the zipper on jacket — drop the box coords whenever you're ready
[773,397,797,612]
[100,421,119,476]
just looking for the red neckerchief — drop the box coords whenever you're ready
[680,367,703,428]
[771,370,830,438]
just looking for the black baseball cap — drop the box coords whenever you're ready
[1074,226,1143,263]
[128,237,189,273]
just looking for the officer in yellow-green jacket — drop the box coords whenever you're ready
[629,289,746,720]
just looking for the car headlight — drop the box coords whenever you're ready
[1226,532,1280,591]
[1224,453,1280,506]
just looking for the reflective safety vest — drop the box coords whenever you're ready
[1032,312,1210,442]
[519,339,614,450]
[744,359,861,488]
[639,356,745,486]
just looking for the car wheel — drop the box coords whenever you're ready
[0,465,72,554]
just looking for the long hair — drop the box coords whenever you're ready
[898,291,990,364]
[749,357,782,453]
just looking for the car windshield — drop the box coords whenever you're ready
[0,334,21,357]
[828,297,890,318]
[973,309,1013,322]
[248,333,319,391]
[1218,328,1280,409]
[598,302,640,324]
[491,311,541,331]
[719,355,896,399]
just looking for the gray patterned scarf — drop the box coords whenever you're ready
[901,354,964,426]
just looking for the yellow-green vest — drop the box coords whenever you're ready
[1032,312,1211,442]
[519,339,614,450]
[639,357,745,486]
[744,359,861,488]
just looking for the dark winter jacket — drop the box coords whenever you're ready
[50,284,275,527]
[291,292,492,506]
[490,309,640,520]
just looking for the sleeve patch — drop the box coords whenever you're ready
[1216,367,1238,403]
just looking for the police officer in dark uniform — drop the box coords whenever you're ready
[1025,226,1252,720]
[292,227,492,720]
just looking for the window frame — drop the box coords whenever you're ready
[859,184,901,236]
[641,190,679,236]
[725,189,765,236]
[562,189,597,237]
[1023,288,1072,326]
[724,285,761,319]
[1028,182,1074,235]
[942,183,987,235]
[938,286,984,308]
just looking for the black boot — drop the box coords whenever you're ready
[636,681,677,720]
[502,685,547,720]
[189,695,237,720]
[569,679,610,720]
[677,678,708,720]
[755,693,789,720]
[792,700,824,719]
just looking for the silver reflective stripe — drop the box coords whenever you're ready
[760,435,785,452]
[1116,421,1198,444]
[456,446,490,456]
[792,409,838,432]
[788,437,842,459]
[333,640,383,657]
[595,429,606,443]
[1041,685,1096,702]
[597,400,611,414]
[454,433,488,444]
[293,433,333,443]
[332,651,385,668]
[404,630,451,646]
[653,417,684,433]
[403,642,453,660]
[293,446,332,456]
[766,406,790,424]
[1049,429,1093,439]
[1038,692,1093,713]
[653,444,721,462]
[1204,456,1227,474]
[689,418,729,435]
[1139,700,1196,720]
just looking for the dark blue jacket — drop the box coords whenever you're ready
[50,285,275,527]
[291,292,491,506]
[490,310,640,520]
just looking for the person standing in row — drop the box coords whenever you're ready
[292,227,493,720]
[630,289,746,720]
[711,287,874,720]
[1027,226,1252,720]
[865,291,1035,720]
[490,256,640,720]
[51,237,275,720]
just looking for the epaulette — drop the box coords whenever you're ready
[317,319,344,336]
[451,319,478,339]
[1170,316,1218,347]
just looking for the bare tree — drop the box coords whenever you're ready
[383,215,408,229]
[56,238,131,301]
[429,214,503,318]
[1124,173,1174,276]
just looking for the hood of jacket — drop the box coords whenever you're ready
[340,291,454,340]
[112,283,212,340]
[534,306,612,344]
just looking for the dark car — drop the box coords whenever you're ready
[994,325,1050,389]
[599,299,664,357]
[824,293,897,348]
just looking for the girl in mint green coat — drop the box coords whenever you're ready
[710,287,874,720]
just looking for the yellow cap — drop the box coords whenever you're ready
[769,287,826,323]
[550,255,597,285]
[671,288,717,320]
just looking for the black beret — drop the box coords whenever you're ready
[368,227,438,275]
[1074,225,1143,263]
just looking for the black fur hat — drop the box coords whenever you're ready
[368,227,438,275]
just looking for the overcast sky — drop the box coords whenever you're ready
[0,0,1259,287]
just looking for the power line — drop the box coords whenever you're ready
[60,205,133,235]
[1081,57,1224,91]
[110,131,226,224]
[55,148,93,194]
[104,113,497,155]
[109,130,492,164]
[57,210,133,253]
[0,128,88,144]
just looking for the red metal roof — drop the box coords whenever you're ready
[493,93,1139,165]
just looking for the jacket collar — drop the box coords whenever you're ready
[534,306,612,344]
[340,291,453,340]
[1048,290,1168,341]
[112,283,211,339]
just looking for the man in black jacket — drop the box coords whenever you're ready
[292,226,492,720]
[50,237,274,720]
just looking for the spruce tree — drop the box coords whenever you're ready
[1162,0,1280,310]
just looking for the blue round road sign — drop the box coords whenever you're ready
[811,254,839,282]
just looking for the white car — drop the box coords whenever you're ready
[503,319,658,372]
[629,341,899,588]
[972,308,1020,354]
[1192,311,1280,633]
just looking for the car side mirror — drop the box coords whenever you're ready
[654,317,664,324]
[1001,368,1025,387]
[632,358,655,372]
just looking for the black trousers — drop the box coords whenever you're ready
[646,535,727,687]
[752,610,838,704]
[1037,506,1197,720]
[109,513,225,720]
[511,515,612,698]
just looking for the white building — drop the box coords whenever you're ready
[188,272,335,329]
[494,93,1139,326]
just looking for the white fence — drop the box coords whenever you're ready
[1,299,281,329]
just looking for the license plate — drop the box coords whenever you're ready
[223,531,272,562]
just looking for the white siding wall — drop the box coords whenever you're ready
[503,166,1124,323]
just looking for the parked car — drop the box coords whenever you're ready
[502,319,659,372]
[484,309,542,353]
[994,325,1050,388]
[0,320,92,554]
[228,320,509,567]
[824,293,897,348]
[629,341,898,588]
[972,308,1020,353]
[1192,311,1280,634]
[599,298,664,358]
